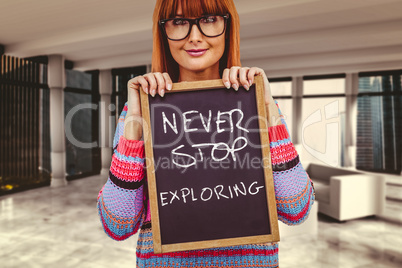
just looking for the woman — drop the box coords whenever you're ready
[97,0,315,267]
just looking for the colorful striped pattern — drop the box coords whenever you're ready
[97,102,315,267]
[136,225,279,268]
[268,101,315,225]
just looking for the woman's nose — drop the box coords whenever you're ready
[188,24,203,42]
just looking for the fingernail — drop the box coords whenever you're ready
[244,84,249,91]
[249,80,253,86]
[232,84,238,91]
[144,87,148,94]
[167,84,172,91]
[160,90,165,97]
[151,90,156,97]
[224,82,231,89]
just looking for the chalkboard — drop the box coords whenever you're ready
[140,76,279,254]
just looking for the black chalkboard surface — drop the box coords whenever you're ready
[140,77,279,254]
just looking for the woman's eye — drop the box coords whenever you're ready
[173,19,188,26]
[201,16,217,23]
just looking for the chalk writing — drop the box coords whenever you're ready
[161,108,250,168]
[160,180,265,206]
[162,109,249,134]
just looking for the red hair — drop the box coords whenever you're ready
[151,0,241,81]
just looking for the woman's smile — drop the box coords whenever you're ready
[185,48,208,57]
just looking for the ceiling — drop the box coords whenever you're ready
[1,0,402,77]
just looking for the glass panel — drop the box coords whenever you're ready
[111,66,147,127]
[66,69,92,90]
[358,75,401,93]
[116,74,129,93]
[39,63,48,84]
[275,99,293,139]
[356,96,383,170]
[304,78,345,95]
[64,92,93,176]
[116,75,128,113]
[356,74,402,173]
[356,95,402,173]
[301,97,346,167]
[270,81,292,96]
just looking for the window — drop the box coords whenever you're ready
[66,69,92,90]
[270,77,292,97]
[301,97,346,167]
[111,66,147,121]
[275,98,293,137]
[301,75,346,167]
[0,55,50,195]
[356,71,402,174]
[303,77,345,95]
[64,69,100,179]
[270,77,293,138]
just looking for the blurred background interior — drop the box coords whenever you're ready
[0,0,401,267]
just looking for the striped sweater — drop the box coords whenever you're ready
[97,101,315,268]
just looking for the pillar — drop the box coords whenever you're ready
[99,70,113,180]
[48,55,67,187]
[291,77,303,144]
[291,77,304,159]
[344,73,359,167]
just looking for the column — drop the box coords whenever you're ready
[291,77,303,144]
[99,70,113,180]
[48,55,67,187]
[344,73,359,167]
[291,77,304,159]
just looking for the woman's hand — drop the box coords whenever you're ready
[222,67,280,126]
[126,72,173,115]
[124,72,173,140]
[222,66,274,106]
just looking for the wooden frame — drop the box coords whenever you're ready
[140,76,279,254]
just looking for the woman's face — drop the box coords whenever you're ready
[167,4,226,80]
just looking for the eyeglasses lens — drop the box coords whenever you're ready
[164,15,225,40]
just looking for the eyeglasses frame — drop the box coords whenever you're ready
[159,14,230,41]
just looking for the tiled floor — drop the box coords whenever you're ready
[0,175,401,268]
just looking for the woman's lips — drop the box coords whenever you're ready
[186,49,207,57]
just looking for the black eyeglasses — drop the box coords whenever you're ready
[159,14,230,41]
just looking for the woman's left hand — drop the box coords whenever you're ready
[222,66,274,106]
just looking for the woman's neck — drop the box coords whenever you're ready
[178,65,221,82]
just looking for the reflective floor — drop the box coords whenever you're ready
[0,175,401,268]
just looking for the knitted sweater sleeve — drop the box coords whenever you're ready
[269,101,315,225]
[97,103,146,240]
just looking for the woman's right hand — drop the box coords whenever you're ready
[124,72,173,140]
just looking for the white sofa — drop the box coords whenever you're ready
[305,163,385,221]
